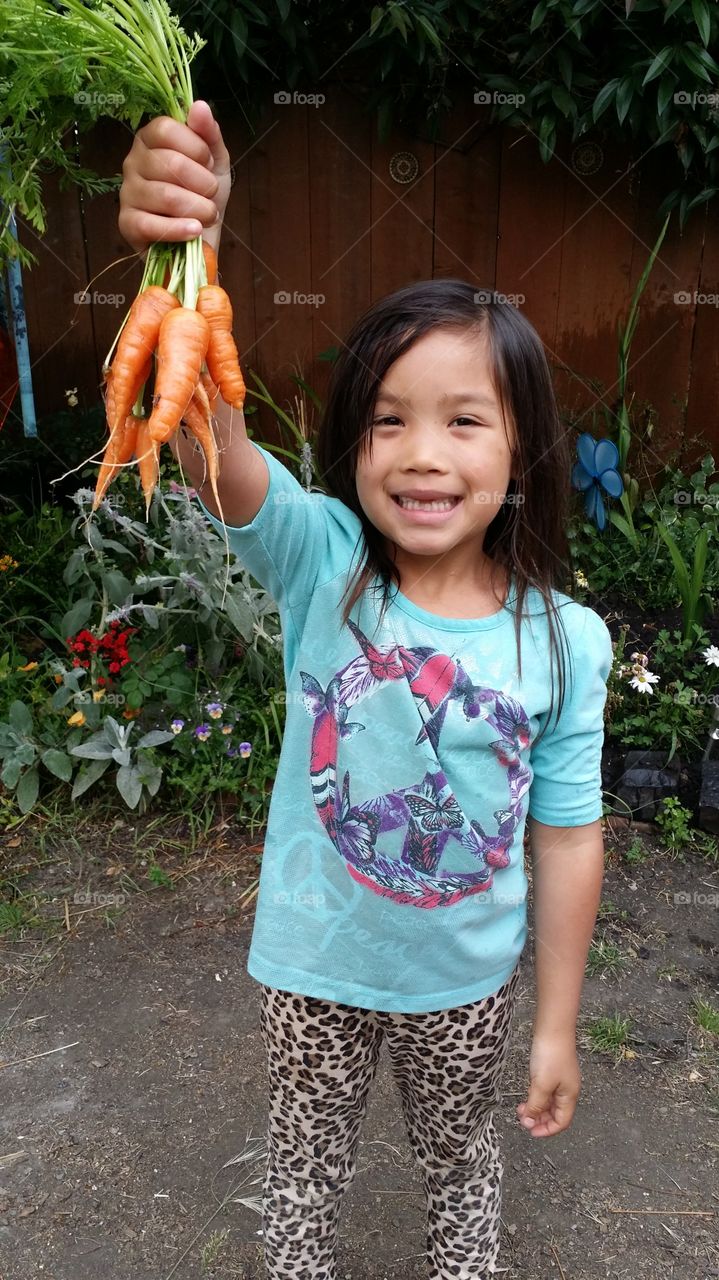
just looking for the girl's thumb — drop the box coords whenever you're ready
[186,100,223,164]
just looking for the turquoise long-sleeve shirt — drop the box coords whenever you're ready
[198,442,614,1013]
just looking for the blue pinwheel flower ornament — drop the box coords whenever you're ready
[571,433,624,531]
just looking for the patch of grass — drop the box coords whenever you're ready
[200,1227,230,1271]
[596,899,630,924]
[693,830,719,864]
[586,936,626,979]
[581,1013,633,1062]
[691,996,719,1036]
[624,836,649,865]
[147,863,174,890]
[657,963,681,982]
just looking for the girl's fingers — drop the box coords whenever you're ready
[126,177,219,226]
[136,115,214,169]
[117,210,203,254]
[136,146,220,200]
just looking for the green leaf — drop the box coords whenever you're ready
[137,729,176,748]
[61,599,93,639]
[1,759,22,790]
[116,764,142,809]
[64,547,87,586]
[616,76,635,125]
[551,84,576,117]
[8,700,32,737]
[415,13,443,55]
[16,767,39,814]
[71,757,110,800]
[530,2,547,33]
[51,685,77,711]
[678,43,713,82]
[276,0,291,21]
[663,0,685,19]
[642,46,674,86]
[370,5,385,36]
[691,0,711,46]
[111,748,132,767]
[657,75,677,116]
[592,78,620,122]
[103,570,133,605]
[41,748,73,782]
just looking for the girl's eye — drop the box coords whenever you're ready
[372,416,485,427]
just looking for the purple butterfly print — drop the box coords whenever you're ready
[453,662,495,722]
[335,770,380,866]
[299,672,365,741]
[404,777,464,834]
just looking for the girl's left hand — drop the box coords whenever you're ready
[516,1031,581,1138]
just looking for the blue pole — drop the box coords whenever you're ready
[0,149,37,438]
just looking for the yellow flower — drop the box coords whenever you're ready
[17,661,39,672]
[0,555,19,572]
[54,674,64,685]
[67,710,86,727]
[123,707,141,719]
[92,689,105,702]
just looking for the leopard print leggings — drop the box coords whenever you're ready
[258,963,521,1279]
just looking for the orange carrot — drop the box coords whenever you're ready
[195,285,246,410]
[104,355,151,434]
[181,381,221,511]
[106,287,179,435]
[134,416,161,518]
[202,240,218,285]
[148,307,211,445]
[92,413,141,510]
[200,365,219,406]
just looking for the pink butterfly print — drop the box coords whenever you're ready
[341,619,432,706]
[299,672,365,740]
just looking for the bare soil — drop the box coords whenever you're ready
[0,814,717,1280]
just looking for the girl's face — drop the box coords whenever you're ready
[355,327,517,595]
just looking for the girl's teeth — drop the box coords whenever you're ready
[396,496,457,511]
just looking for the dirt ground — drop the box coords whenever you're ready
[0,815,717,1280]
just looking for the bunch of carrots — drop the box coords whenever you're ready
[93,233,245,520]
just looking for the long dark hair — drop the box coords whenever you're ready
[314,278,575,744]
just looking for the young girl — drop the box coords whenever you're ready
[120,102,614,1280]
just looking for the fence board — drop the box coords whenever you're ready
[308,92,372,420]
[432,102,501,285]
[16,163,94,423]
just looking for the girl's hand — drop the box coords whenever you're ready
[118,100,232,257]
[515,1031,581,1138]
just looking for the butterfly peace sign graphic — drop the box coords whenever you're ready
[300,617,532,910]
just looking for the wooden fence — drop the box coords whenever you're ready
[14,91,719,475]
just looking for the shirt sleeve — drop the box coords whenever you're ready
[195,440,364,640]
[527,605,614,826]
